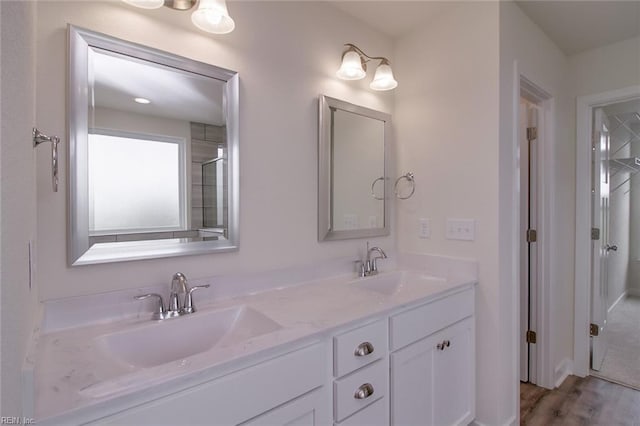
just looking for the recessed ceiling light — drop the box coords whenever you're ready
[134,97,151,104]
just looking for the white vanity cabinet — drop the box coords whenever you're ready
[50,284,475,426]
[91,343,330,426]
[389,288,475,426]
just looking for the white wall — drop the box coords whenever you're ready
[570,36,640,300]
[500,1,573,394]
[34,1,395,300]
[394,3,504,424]
[568,34,640,367]
[94,107,191,141]
[0,0,38,416]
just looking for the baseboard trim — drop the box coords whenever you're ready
[608,291,627,313]
[628,288,640,297]
[554,358,573,388]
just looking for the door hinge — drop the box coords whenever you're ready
[591,228,600,240]
[527,127,538,142]
[526,330,537,344]
[590,323,599,336]
[526,229,537,243]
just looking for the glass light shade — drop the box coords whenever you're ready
[191,0,235,34]
[122,0,165,9]
[336,50,366,80]
[369,62,398,91]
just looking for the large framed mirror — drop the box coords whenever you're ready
[318,95,391,241]
[68,26,239,265]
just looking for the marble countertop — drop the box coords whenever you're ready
[32,267,476,423]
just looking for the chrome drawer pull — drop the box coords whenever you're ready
[354,383,374,400]
[354,342,374,357]
[437,340,452,351]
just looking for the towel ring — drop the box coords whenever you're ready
[370,177,385,200]
[394,172,415,200]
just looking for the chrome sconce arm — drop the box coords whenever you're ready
[33,128,60,192]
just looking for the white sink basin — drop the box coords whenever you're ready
[97,305,282,368]
[352,271,445,295]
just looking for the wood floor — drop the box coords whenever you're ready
[520,375,640,425]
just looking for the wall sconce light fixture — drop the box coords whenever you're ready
[336,43,398,91]
[123,0,235,34]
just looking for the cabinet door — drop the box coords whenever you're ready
[241,388,330,426]
[390,318,474,426]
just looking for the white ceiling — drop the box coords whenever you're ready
[331,1,640,56]
[515,1,640,55]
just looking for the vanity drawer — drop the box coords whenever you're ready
[334,360,387,422]
[390,288,474,351]
[334,319,387,377]
[335,397,388,426]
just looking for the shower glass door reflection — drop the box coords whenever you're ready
[201,157,227,238]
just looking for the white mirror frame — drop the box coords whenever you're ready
[318,95,391,241]
[68,25,239,265]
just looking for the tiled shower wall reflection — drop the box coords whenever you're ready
[190,122,227,230]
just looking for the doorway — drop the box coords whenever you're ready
[574,85,640,381]
[518,77,552,388]
[520,97,539,384]
[589,99,640,390]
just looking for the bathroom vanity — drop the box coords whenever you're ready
[27,23,478,426]
[28,262,476,425]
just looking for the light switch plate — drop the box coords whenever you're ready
[446,218,475,241]
[419,218,431,239]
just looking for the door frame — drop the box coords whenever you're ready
[517,75,555,388]
[573,85,640,377]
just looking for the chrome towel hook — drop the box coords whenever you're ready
[33,127,60,192]
[394,172,415,200]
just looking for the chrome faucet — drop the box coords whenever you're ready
[134,272,210,320]
[361,242,388,276]
[168,272,188,318]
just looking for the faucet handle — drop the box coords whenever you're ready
[134,293,166,321]
[182,284,210,314]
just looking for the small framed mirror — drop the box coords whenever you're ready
[318,95,391,241]
[68,26,239,265]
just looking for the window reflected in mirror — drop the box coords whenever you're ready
[88,130,184,237]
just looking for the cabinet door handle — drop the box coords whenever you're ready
[354,342,374,357]
[354,383,375,400]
